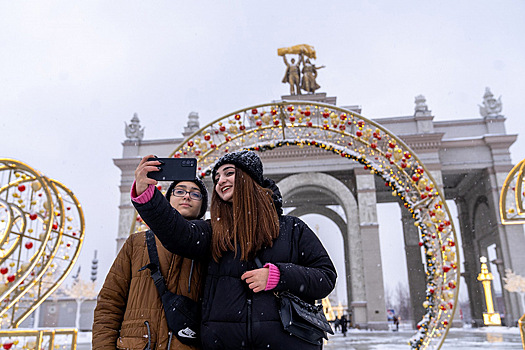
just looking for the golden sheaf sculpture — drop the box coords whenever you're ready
[277,44,316,59]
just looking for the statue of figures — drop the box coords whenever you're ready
[479,87,502,117]
[125,113,144,141]
[282,53,303,95]
[301,58,325,94]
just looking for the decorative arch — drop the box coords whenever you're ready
[0,159,85,327]
[135,101,460,350]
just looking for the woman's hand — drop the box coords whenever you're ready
[134,155,161,196]
[241,268,269,293]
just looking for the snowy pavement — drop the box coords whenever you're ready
[323,327,523,349]
[76,327,523,349]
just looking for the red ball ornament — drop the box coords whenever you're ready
[18,185,26,192]
[304,110,311,116]
[306,121,313,127]
[443,266,451,273]
[173,153,181,158]
[0,267,8,275]
[388,142,396,149]
[251,109,258,115]
[287,106,293,112]
[356,130,363,137]
[219,126,226,132]
[289,116,296,122]
[239,125,246,131]
[3,342,13,350]
[401,162,407,169]
[385,152,392,159]
[187,141,194,147]
[214,130,220,134]
[340,113,347,120]
[25,242,33,249]
[255,120,263,127]
[339,125,346,131]
[204,134,211,141]
[322,112,329,118]
[370,143,377,149]
[234,114,241,120]
[29,213,38,221]
[273,119,280,126]
[357,121,365,127]
[7,275,15,283]
[52,223,58,230]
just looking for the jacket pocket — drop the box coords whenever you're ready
[116,336,153,350]
[117,319,154,349]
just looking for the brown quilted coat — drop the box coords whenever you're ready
[92,231,204,350]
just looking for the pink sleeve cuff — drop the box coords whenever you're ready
[264,263,280,291]
[131,180,155,204]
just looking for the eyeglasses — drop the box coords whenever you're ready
[171,188,203,201]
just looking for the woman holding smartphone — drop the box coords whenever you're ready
[132,150,336,349]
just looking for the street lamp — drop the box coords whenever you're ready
[477,256,501,326]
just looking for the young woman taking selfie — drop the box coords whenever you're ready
[132,150,337,349]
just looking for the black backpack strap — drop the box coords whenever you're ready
[140,230,168,296]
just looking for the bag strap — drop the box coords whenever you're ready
[141,230,168,296]
[254,256,263,269]
[141,230,196,295]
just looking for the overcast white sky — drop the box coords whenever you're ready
[1,1,524,304]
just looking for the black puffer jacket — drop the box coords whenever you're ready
[133,186,337,350]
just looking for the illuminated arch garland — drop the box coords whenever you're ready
[499,159,525,224]
[0,159,85,328]
[135,101,460,350]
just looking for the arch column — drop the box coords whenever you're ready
[355,168,388,330]
[400,205,427,327]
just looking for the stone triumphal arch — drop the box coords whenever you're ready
[115,91,525,350]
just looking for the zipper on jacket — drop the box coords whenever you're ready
[247,297,253,350]
[144,321,152,350]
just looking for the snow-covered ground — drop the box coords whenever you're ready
[323,326,523,349]
[76,327,522,349]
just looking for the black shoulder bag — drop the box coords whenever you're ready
[254,257,334,345]
[141,230,201,346]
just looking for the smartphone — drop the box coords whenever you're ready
[147,158,197,181]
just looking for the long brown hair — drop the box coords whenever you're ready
[211,168,279,262]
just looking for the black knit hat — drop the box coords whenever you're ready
[212,150,264,186]
[165,178,208,219]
